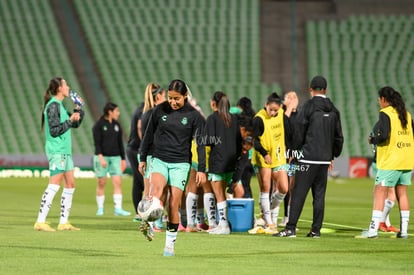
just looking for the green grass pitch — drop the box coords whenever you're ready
[1,176,414,274]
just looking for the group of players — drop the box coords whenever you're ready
[33,76,413,257]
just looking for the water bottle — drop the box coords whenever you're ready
[69,89,84,108]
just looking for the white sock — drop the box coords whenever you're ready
[165,230,177,249]
[59,188,75,224]
[382,199,394,226]
[400,210,410,235]
[196,208,205,225]
[96,195,105,209]
[217,201,228,227]
[113,194,123,209]
[204,192,217,227]
[186,192,198,227]
[271,206,280,225]
[270,191,286,210]
[37,184,60,223]
[260,192,271,225]
[368,210,382,235]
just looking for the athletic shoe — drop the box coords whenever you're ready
[178,223,186,232]
[34,222,56,232]
[248,226,265,235]
[152,226,164,233]
[139,220,154,241]
[355,230,378,239]
[387,225,400,233]
[197,223,210,231]
[114,208,131,216]
[185,224,198,232]
[96,208,104,216]
[378,222,388,232]
[209,225,230,235]
[273,229,296,238]
[306,231,321,238]
[154,218,164,230]
[278,216,289,227]
[254,217,266,227]
[263,224,278,235]
[394,232,408,239]
[206,225,218,233]
[57,223,80,231]
[163,246,175,257]
[132,215,141,222]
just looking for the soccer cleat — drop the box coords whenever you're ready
[139,220,154,241]
[57,223,80,231]
[178,223,186,232]
[206,225,218,233]
[378,222,388,232]
[96,208,104,216]
[254,217,266,227]
[263,224,278,235]
[306,231,321,238]
[163,246,175,257]
[197,223,210,231]
[355,230,378,239]
[132,215,141,222]
[278,216,289,227]
[185,224,199,232]
[34,222,56,232]
[114,208,131,216]
[248,226,265,235]
[386,225,400,233]
[209,225,230,235]
[273,229,296,238]
[393,232,408,239]
[154,218,164,230]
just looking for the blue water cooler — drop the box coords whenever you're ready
[227,198,254,232]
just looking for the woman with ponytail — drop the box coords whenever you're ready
[34,77,84,232]
[360,86,414,238]
[249,92,290,235]
[205,91,241,235]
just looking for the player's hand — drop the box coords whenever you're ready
[70,112,80,122]
[195,172,206,186]
[121,160,126,172]
[139,162,146,176]
[264,154,272,165]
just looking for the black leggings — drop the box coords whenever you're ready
[126,147,144,213]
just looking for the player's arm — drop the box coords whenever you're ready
[47,102,72,137]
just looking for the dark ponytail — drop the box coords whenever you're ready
[378,86,408,128]
[41,77,62,129]
[266,92,282,105]
[212,91,231,128]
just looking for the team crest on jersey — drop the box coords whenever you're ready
[162,115,167,121]
[114,125,119,132]
[103,126,108,131]
[181,117,188,125]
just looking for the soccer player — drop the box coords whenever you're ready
[34,77,84,232]
[205,91,241,235]
[138,79,206,256]
[358,86,414,238]
[249,93,290,235]
[92,102,130,216]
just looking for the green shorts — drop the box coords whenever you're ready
[144,155,153,179]
[253,164,288,174]
[47,154,74,176]
[94,155,122,177]
[208,172,234,185]
[151,157,190,191]
[375,169,413,187]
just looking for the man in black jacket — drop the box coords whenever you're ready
[275,76,344,238]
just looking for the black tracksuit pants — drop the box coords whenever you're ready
[286,163,329,234]
[126,146,144,213]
